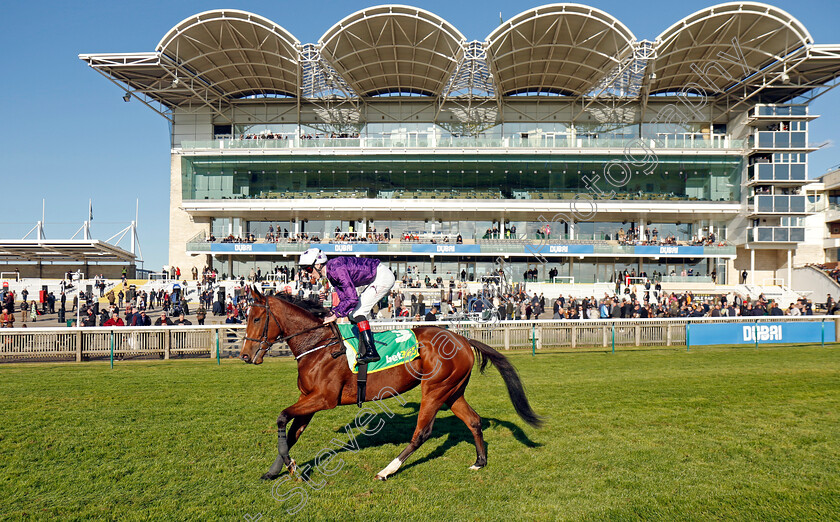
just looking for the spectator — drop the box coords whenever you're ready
[104,312,125,327]
[1,307,14,328]
[196,305,207,325]
[81,308,97,327]
[154,313,173,326]
[175,314,192,326]
[425,307,438,321]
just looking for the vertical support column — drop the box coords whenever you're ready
[750,249,755,285]
[569,220,576,240]
[666,323,672,346]
[638,216,645,241]
[75,330,82,362]
[787,249,792,287]
[504,327,510,351]
[164,330,171,360]
[570,325,577,349]
[635,324,641,346]
[228,255,233,280]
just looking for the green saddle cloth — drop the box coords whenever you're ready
[337,324,419,374]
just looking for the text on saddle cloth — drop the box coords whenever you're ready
[337,324,419,374]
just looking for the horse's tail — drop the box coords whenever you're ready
[468,339,543,428]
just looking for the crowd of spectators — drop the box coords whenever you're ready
[238,132,290,140]
[614,225,725,247]
[369,282,818,322]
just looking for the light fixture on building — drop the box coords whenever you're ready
[122,93,131,102]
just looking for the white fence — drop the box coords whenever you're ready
[0,316,836,361]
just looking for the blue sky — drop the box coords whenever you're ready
[1,0,838,271]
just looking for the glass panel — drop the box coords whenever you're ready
[775,132,789,148]
[774,196,788,213]
[791,132,806,148]
[758,228,772,241]
[774,164,789,181]
[790,196,805,213]
[757,196,773,212]
[790,228,805,242]
[791,106,806,116]
[790,164,806,180]
[758,132,773,148]
[758,164,773,180]
[774,228,788,242]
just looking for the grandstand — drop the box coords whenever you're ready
[79,3,840,293]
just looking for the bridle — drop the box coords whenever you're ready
[242,297,334,361]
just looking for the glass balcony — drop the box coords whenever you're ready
[748,163,807,183]
[755,105,807,117]
[755,131,807,149]
[749,195,807,214]
[747,227,805,243]
[179,135,745,151]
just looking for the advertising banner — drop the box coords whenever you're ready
[687,321,835,347]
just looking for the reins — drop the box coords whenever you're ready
[243,296,337,361]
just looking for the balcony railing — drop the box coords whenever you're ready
[747,163,807,183]
[185,238,736,256]
[747,227,805,243]
[179,135,745,151]
[748,195,807,214]
[753,131,807,149]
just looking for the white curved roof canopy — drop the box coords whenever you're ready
[157,10,300,98]
[319,5,465,96]
[486,4,636,96]
[650,2,812,95]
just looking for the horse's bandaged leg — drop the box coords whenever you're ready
[375,458,402,480]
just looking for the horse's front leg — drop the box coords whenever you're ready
[262,399,329,480]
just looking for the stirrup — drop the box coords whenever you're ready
[356,348,380,364]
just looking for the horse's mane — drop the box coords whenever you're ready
[271,293,330,319]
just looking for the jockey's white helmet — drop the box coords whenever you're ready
[299,247,327,266]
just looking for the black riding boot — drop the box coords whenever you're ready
[356,328,380,364]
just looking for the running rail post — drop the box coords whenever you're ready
[686,321,690,352]
[754,321,759,349]
[531,323,536,356]
[110,330,114,370]
[611,322,615,353]
[822,318,825,348]
[216,328,221,365]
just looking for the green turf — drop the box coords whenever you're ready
[1,345,839,521]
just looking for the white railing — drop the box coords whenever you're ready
[0,316,834,361]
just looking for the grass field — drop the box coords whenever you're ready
[1,345,839,521]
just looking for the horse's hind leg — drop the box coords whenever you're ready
[374,401,442,481]
[447,395,486,470]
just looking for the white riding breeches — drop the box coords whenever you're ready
[350,264,396,320]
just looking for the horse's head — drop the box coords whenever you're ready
[240,284,279,365]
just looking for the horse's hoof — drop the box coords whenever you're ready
[375,474,387,481]
[469,465,483,470]
[260,472,278,481]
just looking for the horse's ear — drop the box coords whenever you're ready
[250,283,264,302]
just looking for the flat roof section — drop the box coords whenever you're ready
[0,240,137,264]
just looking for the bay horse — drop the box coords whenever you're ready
[240,286,541,481]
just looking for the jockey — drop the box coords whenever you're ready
[298,247,395,364]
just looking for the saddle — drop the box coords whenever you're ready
[330,323,419,407]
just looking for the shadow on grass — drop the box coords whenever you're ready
[287,401,541,478]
